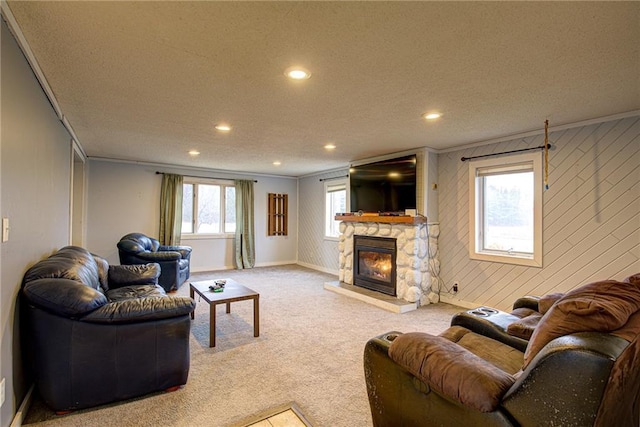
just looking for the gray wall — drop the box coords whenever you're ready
[1,19,73,427]
[438,116,640,311]
[86,160,298,270]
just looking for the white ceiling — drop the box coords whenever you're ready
[5,1,639,177]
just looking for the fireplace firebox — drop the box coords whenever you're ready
[353,235,397,296]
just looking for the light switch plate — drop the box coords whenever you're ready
[2,218,8,242]
[1,377,5,407]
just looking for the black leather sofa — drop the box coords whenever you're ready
[117,232,192,292]
[21,246,196,412]
[364,275,640,427]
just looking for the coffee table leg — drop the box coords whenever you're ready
[189,286,195,320]
[226,302,231,314]
[210,303,216,347]
[254,296,260,337]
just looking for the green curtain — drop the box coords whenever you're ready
[159,173,184,245]
[234,179,255,269]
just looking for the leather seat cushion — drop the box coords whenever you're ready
[107,284,166,302]
[389,331,515,412]
[441,326,524,374]
[507,314,543,340]
[539,292,565,314]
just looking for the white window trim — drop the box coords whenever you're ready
[181,178,236,237]
[324,178,348,241]
[468,151,543,267]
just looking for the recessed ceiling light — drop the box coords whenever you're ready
[189,150,200,156]
[285,66,311,80]
[273,161,281,166]
[423,112,442,120]
[215,124,231,132]
[324,143,336,150]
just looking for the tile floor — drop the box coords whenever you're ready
[239,402,312,427]
[246,408,308,427]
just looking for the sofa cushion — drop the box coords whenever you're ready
[107,284,166,302]
[23,246,101,291]
[524,279,640,367]
[108,263,160,288]
[92,254,110,291]
[624,273,640,285]
[510,307,539,319]
[81,295,195,323]
[539,292,565,314]
[23,278,107,317]
[440,326,524,374]
[389,332,515,412]
[506,314,543,340]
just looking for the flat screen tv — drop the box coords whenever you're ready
[349,154,417,214]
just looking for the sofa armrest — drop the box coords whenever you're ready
[159,245,192,259]
[388,332,515,412]
[502,332,628,426]
[22,278,107,317]
[81,296,196,323]
[107,263,160,289]
[451,310,530,352]
[133,251,181,262]
[512,296,540,311]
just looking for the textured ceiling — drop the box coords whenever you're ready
[5,1,639,177]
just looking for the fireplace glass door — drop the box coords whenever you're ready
[353,235,397,296]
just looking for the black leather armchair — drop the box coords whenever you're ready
[364,276,640,427]
[117,232,192,292]
[21,246,196,412]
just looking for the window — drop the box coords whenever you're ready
[325,179,347,239]
[182,180,236,236]
[469,152,542,267]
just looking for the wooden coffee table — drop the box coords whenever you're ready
[189,278,260,347]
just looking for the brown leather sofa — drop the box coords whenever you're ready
[364,275,640,427]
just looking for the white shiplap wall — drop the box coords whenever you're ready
[438,116,640,311]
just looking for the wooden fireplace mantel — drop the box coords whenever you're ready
[335,214,427,225]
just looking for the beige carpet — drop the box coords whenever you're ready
[23,265,462,426]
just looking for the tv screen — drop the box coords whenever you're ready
[349,154,417,213]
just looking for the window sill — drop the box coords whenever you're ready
[181,234,234,241]
[470,251,542,267]
[324,236,340,242]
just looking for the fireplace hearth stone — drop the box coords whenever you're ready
[323,281,417,313]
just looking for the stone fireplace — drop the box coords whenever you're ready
[337,215,440,306]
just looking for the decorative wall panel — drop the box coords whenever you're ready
[438,116,640,311]
[298,170,348,273]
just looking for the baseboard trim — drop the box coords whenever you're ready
[296,261,338,275]
[439,294,484,309]
[10,384,34,427]
[190,260,298,273]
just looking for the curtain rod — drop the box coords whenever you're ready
[319,175,349,182]
[155,171,257,182]
[461,144,551,162]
